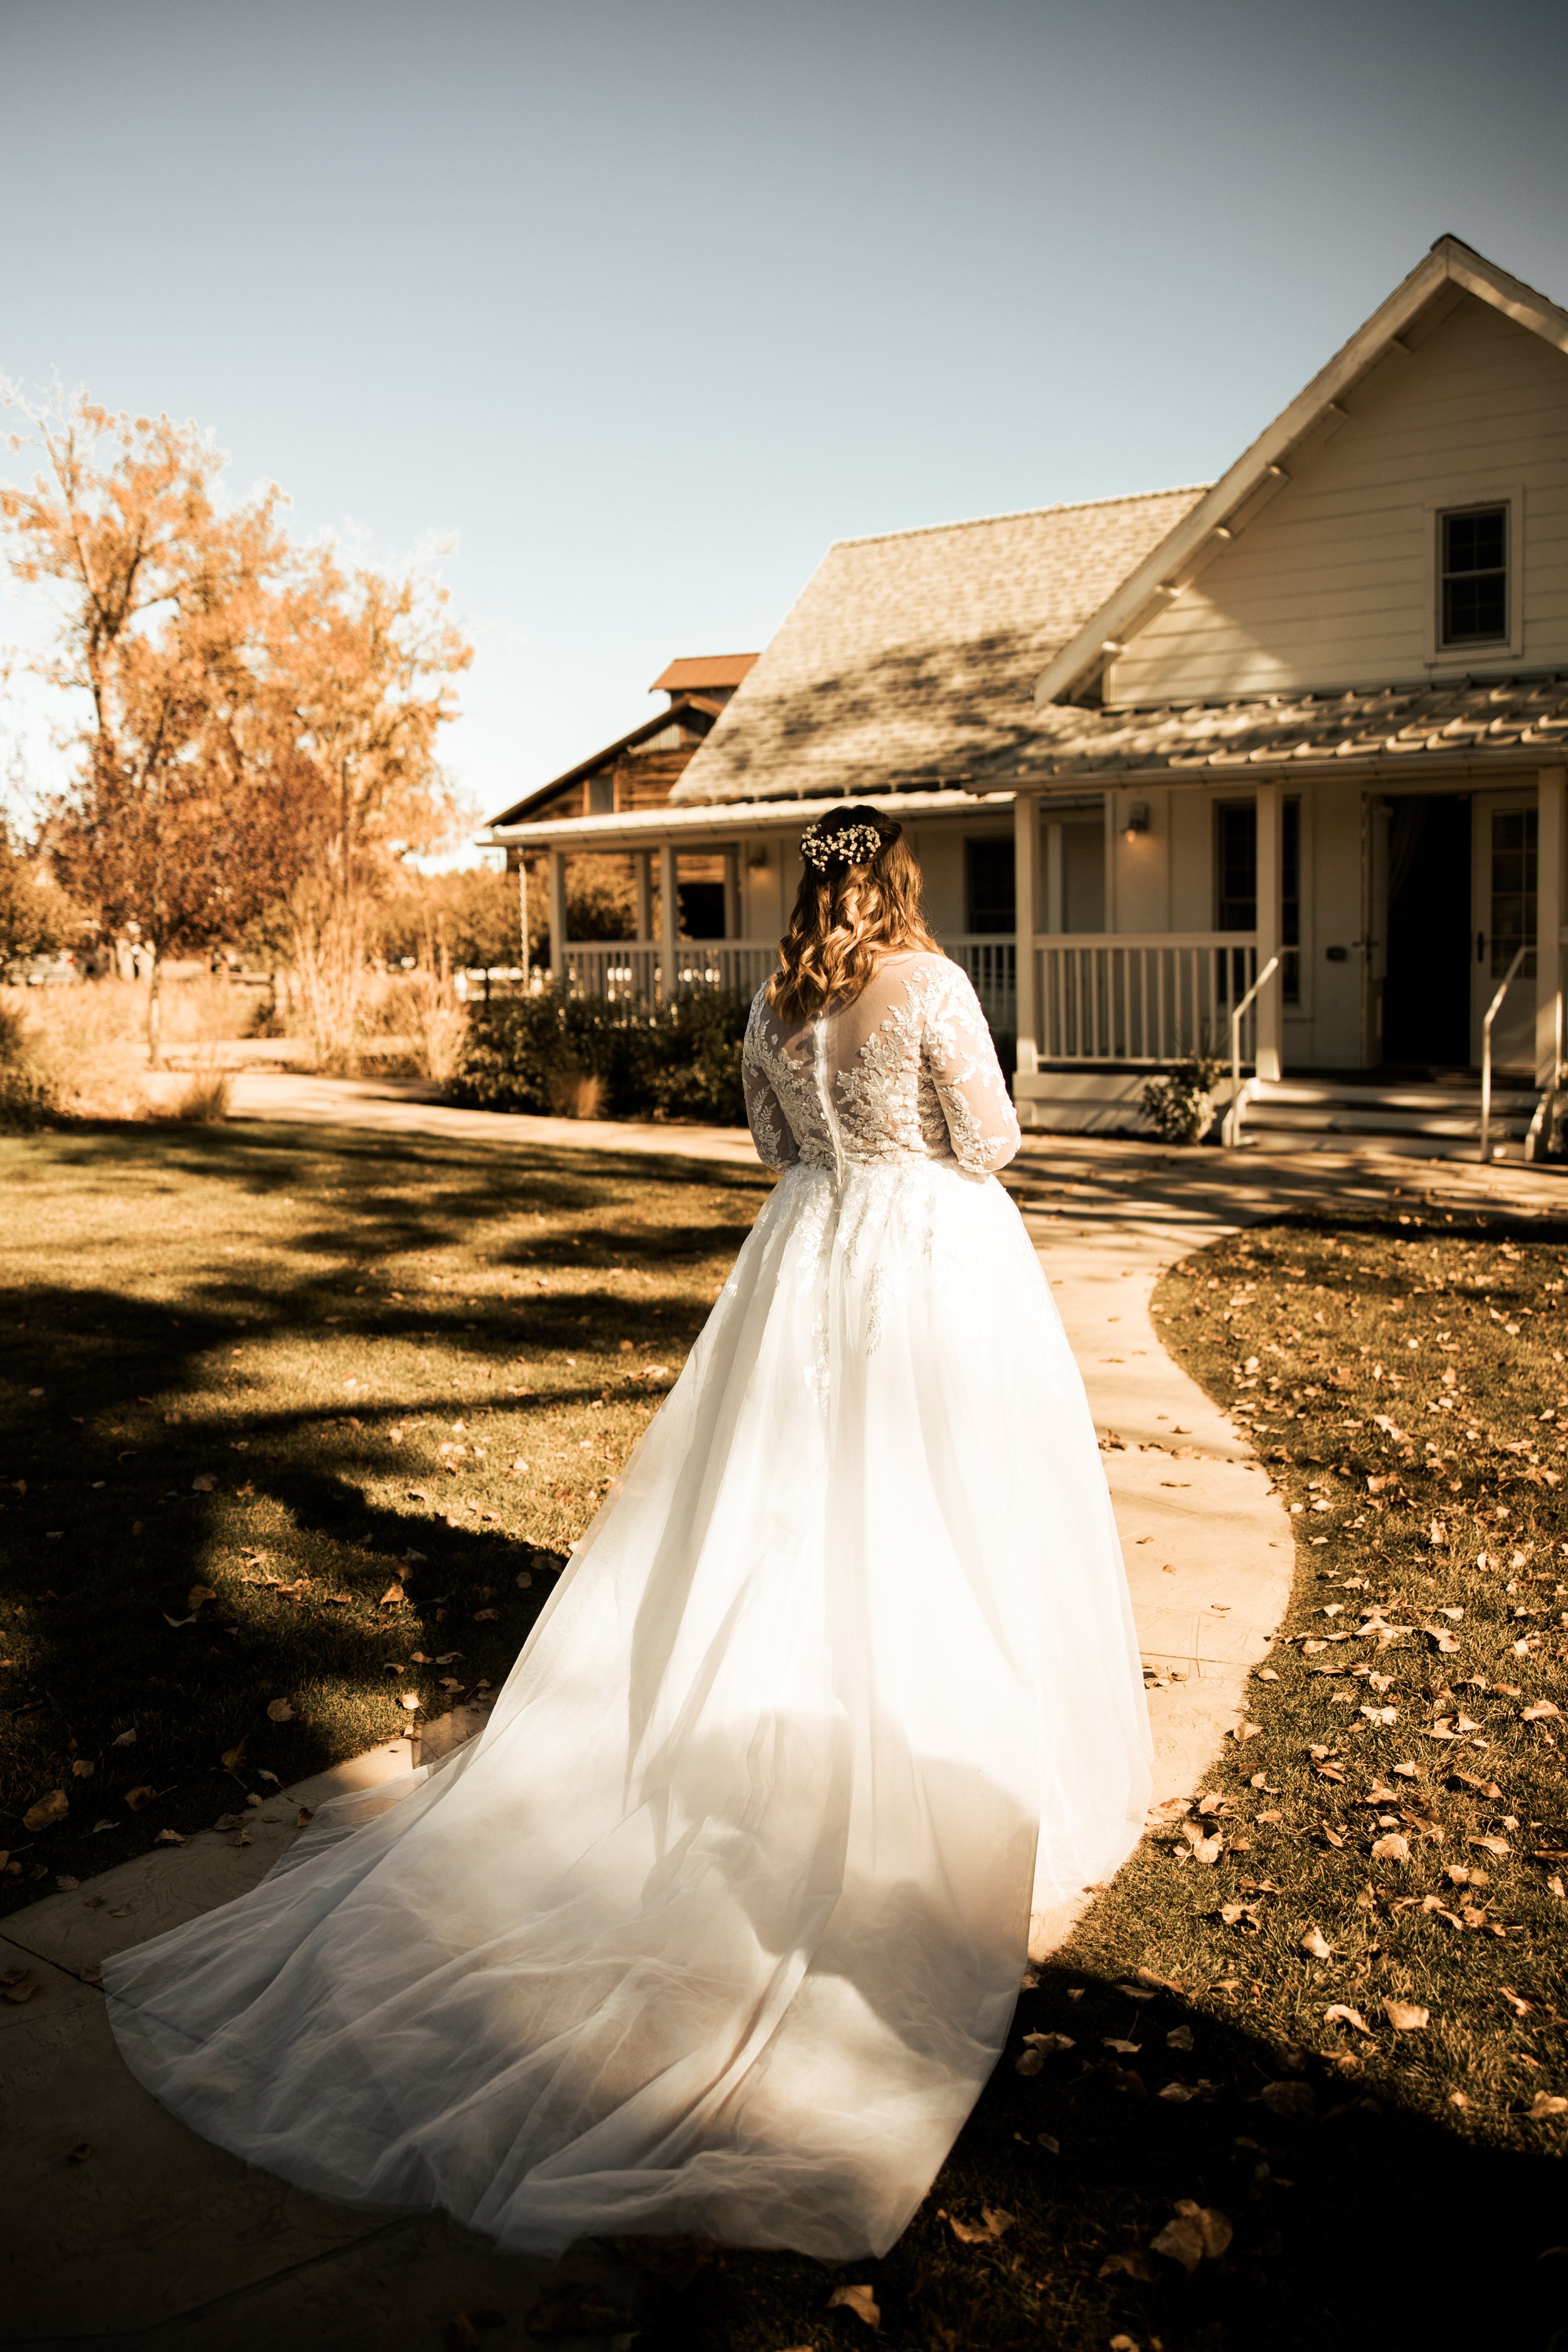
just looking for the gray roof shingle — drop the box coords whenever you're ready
[669,488,1208,805]
[968,672,1568,785]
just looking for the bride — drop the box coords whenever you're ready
[105,803,1151,2264]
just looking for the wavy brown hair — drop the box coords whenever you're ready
[766,803,940,1021]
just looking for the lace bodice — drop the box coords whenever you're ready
[742,951,1021,1177]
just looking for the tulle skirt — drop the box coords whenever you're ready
[105,1155,1151,2262]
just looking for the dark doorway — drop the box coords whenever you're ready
[676,882,726,939]
[1381,795,1471,1067]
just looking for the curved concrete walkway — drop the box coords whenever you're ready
[5,1090,1562,2344]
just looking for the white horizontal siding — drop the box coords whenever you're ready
[1108,295,1568,705]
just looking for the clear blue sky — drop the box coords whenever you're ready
[3,0,1566,839]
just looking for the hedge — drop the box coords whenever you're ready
[450,990,751,1126]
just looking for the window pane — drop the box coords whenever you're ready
[1215,802,1256,931]
[1444,508,1506,575]
[1490,806,1537,980]
[965,837,1015,933]
[1440,504,1507,646]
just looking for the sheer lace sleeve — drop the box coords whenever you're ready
[921,963,1021,1174]
[743,992,800,1171]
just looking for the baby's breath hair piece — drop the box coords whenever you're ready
[800,818,884,872]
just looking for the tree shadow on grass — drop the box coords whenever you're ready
[634,1955,1562,2352]
[1,1124,768,1907]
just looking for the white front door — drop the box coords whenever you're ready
[1471,794,1537,1072]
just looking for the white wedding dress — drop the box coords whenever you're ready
[105,950,1151,2262]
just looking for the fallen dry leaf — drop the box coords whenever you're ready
[70,1758,95,1779]
[1526,2091,1568,2119]
[1371,1833,1411,1863]
[1167,2024,1195,2052]
[826,2282,880,2328]
[946,2205,1014,2245]
[378,1582,406,1608]
[1022,2030,1075,2056]
[22,1789,68,1833]
[155,1828,186,1845]
[1259,2080,1316,2119]
[1,1968,40,2003]
[1098,2249,1160,2282]
[1523,1701,1561,1722]
[186,1584,217,1611]
[1325,2003,1373,2035]
[1300,1926,1334,1959]
[124,1785,156,1811]
[1384,1999,1430,2030]
[1152,2201,1233,2270]
[265,1698,295,1723]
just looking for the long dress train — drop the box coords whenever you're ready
[105,950,1151,2262]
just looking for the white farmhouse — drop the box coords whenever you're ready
[484,236,1568,1157]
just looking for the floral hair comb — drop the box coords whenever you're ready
[800,819,884,872]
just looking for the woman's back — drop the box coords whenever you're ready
[743,948,1020,1176]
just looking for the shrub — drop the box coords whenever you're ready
[453,990,751,1126]
[0,993,59,1128]
[1140,1053,1224,1145]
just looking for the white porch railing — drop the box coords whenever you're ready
[948,936,1017,1036]
[556,941,780,1004]
[1037,934,1259,1065]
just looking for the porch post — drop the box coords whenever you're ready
[723,845,741,940]
[1254,781,1283,1083]
[658,842,679,1004]
[634,850,654,945]
[1013,792,1039,1075]
[516,854,529,977]
[546,848,568,985]
[1536,766,1565,1088]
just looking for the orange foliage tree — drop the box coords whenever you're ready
[0,392,295,1059]
[260,547,472,1064]
[1,389,473,1069]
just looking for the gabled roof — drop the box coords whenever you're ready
[967,670,1568,787]
[485,695,711,829]
[1032,236,1568,711]
[669,488,1208,805]
[649,654,758,694]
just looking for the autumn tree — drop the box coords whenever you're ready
[0,815,83,968]
[0,391,294,1059]
[260,548,472,1064]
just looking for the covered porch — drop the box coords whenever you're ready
[1005,761,1568,1152]
[481,791,1022,1041]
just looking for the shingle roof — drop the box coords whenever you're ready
[969,672,1568,785]
[669,489,1209,805]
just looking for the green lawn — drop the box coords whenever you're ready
[1,1122,768,1907]
[4,1134,1564,2349]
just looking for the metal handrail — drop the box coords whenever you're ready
[1221,954,1281,1148]
[1480,942,1528,1163]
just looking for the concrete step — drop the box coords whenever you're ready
[1251,1079,1537,1115]
[1243,1100,1532,1140]
[1241,1120,1523,1157]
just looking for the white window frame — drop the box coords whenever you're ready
[1424,485,1523,667]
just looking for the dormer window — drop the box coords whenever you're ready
[1440,504,1508,649]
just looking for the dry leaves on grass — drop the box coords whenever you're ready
[1151,2201,1234,2272]
[265,1698,294,1722]
[826,2282,881,2328]
[22,1788,68,1831]
[1384,2000,1431,2030]
[1299,1926,1335,1959]
[945,2205,1014,2245]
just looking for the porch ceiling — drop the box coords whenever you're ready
[965,669,1568,790]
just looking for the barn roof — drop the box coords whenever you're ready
[668,488,1208,806]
